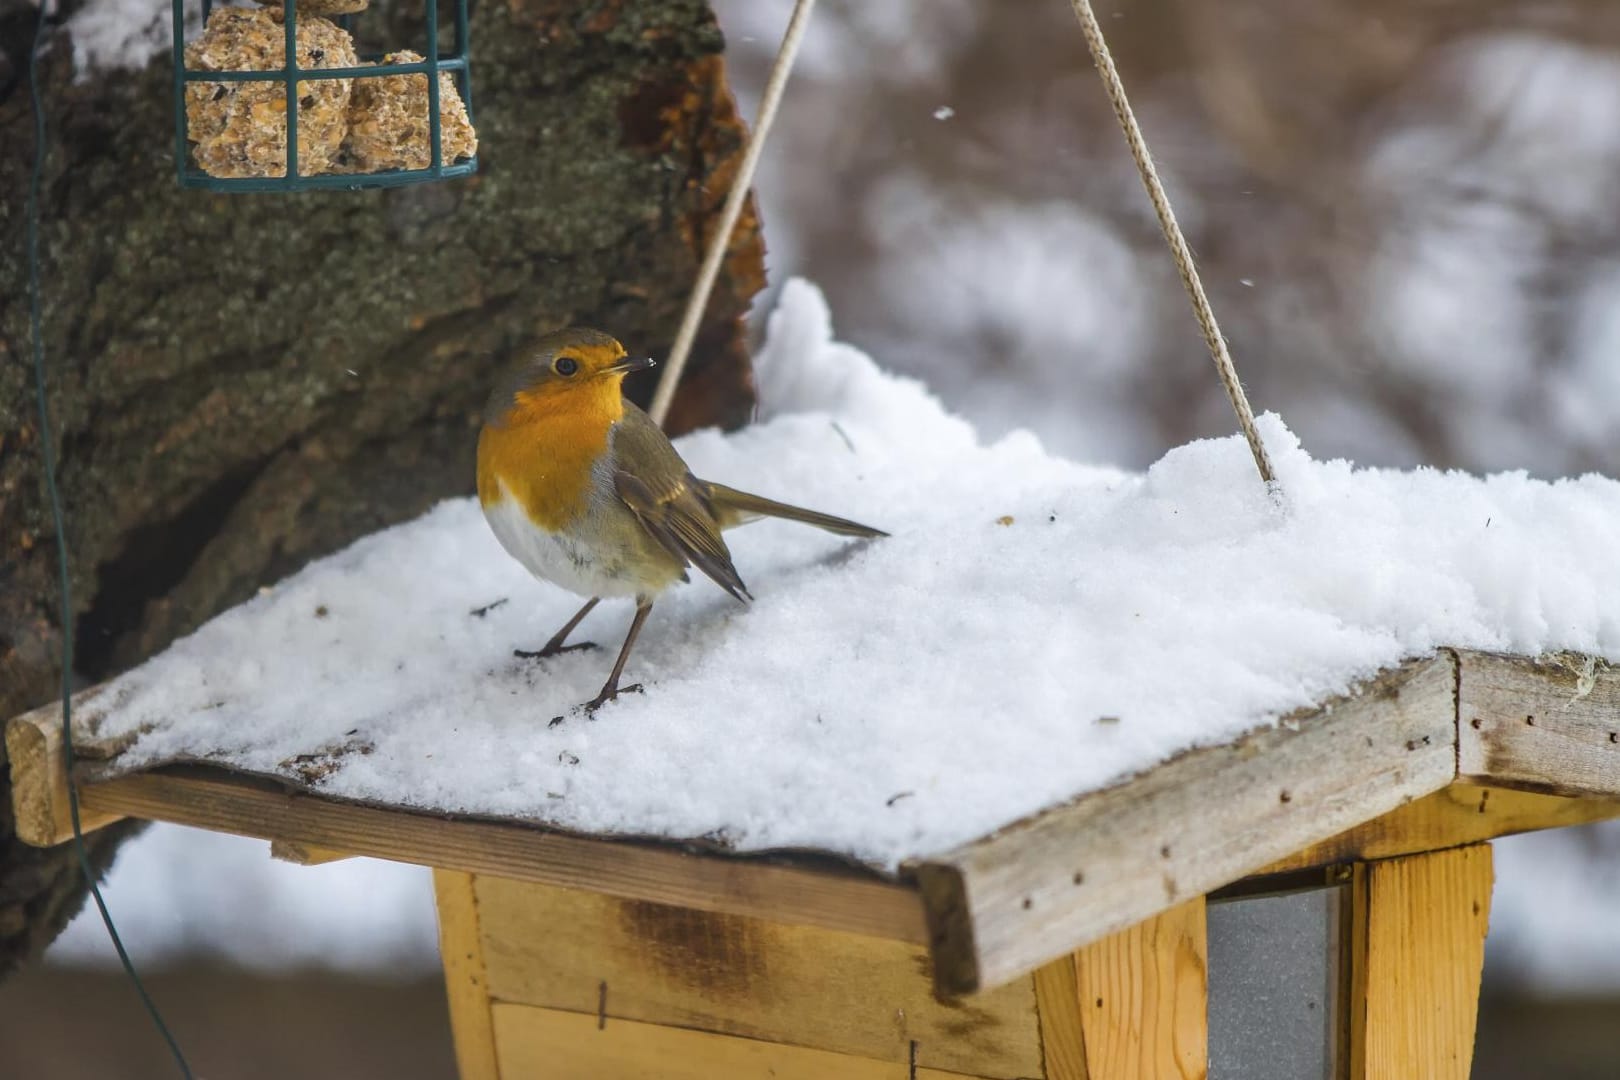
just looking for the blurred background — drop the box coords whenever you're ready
[5,0,1620,1075]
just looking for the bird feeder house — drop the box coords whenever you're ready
[171,0,477,190]
[9,648,1619,1078]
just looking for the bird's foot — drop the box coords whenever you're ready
[548,683,643,727]
[583,683,643,716]
[514,640,598,661]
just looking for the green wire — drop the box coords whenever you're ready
[27,7,194,1077]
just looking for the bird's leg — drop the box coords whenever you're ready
[515,597,600,660]
[582,599,653,714]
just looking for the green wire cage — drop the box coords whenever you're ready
[171,0,477,191]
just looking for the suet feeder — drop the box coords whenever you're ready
[170,0,477,191]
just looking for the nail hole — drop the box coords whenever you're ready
[1525,715,1536,726]
[1159,845,1171,859]
[1021,897,1033,910]
[1469,717,1483,730]
[1072,871,1085,885]
[1279,790,1292,804]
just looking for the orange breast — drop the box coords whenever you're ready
[477,384,623,532]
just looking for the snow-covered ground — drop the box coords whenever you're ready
[50,280,1620,994]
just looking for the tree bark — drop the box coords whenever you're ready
[0,0,764,975]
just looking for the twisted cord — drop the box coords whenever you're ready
[1068,0,1276,485]
[648,0,818,427]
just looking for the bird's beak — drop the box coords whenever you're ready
[604,356,657,376]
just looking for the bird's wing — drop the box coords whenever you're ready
[611,404,751,602]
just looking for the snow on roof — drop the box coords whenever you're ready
[79,279,1620,871]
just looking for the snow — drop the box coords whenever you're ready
[73,279,1620,872]
[67,0,180,75]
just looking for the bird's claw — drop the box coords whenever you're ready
[548,683,643,727]
[582,683,644,716]
[514,640,599,661]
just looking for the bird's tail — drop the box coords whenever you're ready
[705,483,887,538]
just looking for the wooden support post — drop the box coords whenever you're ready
[435,870,500,1080]
[1033,952,1090,1080]
[1348,845,1493,1080]
[1033,899,1209,1080]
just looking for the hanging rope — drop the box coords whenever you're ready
[26,6,193,1075]
[647,0,817,428]
[1067,0,1277,486]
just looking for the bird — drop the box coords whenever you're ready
[477,328,886,716]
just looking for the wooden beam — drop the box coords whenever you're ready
[1033,954,1089,1080]
[1349,845,1492,1079]
[1457,650,1620,798]
[4,703,124,847]
[1256,782,1620,875]
[434,870,500,1080]
[911,657,1457,996]
[75,769,930,945]
[1073,899,1207,1080]
[489,1002,996,1079]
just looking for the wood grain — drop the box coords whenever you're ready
[1349,845,1493,1080]
[1257,783,1620,874]
[1074,900,1208,1080]
[1457,650,1620,797]
[472,875,1043,1078]
[16,646,1618,1012]
[434,870,500,1080]
[913,657,1458,995]
[1032,954,1089,1080]
[489,1002,997,1080]
[4,704,124,847]
[77,770,930,945]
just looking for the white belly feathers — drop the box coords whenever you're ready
[482,484,646,599]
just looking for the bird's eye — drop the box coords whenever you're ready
[554,356,579,376]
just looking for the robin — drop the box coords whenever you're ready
[478,328,886,715]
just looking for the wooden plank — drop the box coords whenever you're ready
[269,839,355,866]
[1349,845,1492,1079]
[1457,650,1620,797]
[434,870,500,1080]
[76,769,929,945]
[1032,955,1089,1080]
[1257,783,1620,875]
[4,704,124,847]
[473,875,1043,1079]
[489,1002,997,1080]
[912,657,1458,995]
[1073,900,1207,1080]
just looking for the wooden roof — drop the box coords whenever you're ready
[8,648,1619,996]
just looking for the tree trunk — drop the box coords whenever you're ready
[0,0,764,975]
